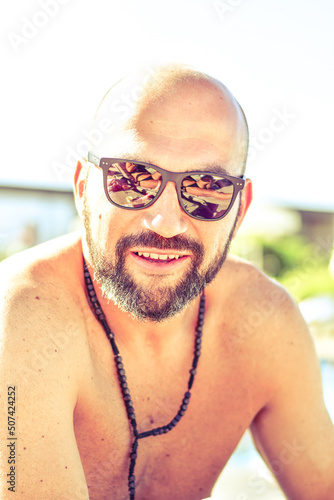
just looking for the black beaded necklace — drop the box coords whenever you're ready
[83,259,205,500]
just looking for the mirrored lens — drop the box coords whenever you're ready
[106,162,162,208]
[181,174,234,220]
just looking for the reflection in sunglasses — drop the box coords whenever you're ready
[108,164,162,193]
[126,194,155,207]
[196,176,214,189]
[125,162,137,173]
[107,177,135,192]
[183,185,233,201]
[106,162,236,217]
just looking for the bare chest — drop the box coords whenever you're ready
[73,324,263,500]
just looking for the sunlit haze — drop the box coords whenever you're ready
[1,0,333,211]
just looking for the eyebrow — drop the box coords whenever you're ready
[200,164,230,175]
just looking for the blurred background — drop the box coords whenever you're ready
[1,1,333,498]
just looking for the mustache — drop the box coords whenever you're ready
[115,231,204,257]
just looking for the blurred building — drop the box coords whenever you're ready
[298,209,334,253]
[0,182,78,260]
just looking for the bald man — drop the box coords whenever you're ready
[1,64,333,500]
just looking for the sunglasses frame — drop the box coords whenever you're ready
[87,151,245,221]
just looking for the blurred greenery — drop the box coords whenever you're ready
[233,234,334,302]
[281,264,333,301]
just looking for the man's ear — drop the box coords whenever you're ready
[73,159,87,219]
[232,179,252,238]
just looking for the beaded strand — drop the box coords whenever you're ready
[83,260,205,500]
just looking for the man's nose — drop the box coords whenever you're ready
[140,182,189,238]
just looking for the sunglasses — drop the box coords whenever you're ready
[87,152,246,221]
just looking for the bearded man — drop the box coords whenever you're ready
[1,64,333,500]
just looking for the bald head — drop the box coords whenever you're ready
[90,63,249,174]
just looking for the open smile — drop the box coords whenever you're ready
[136,251,182,262]
[129,249,190,271]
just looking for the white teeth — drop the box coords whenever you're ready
[136,252,181,260]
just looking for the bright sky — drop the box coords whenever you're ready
[1,0,333,211]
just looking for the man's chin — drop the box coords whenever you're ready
[96,266,205,323]
[122,269,189,290]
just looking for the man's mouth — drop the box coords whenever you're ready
[134,251,183,263]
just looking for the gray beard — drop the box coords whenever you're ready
[83,200,237,323]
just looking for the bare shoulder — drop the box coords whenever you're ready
[0,230,83,288]
[0,230,88,387]
[230,253,312,335]
[212,253,292,318]
[209,253,315,366]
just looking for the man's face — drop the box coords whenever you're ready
[80,78,250,322]
[83,199,238,322]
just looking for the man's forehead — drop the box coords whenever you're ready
[90,64,248,174]
[92,132,233,176]
[94,65,242,130]
[92,122,243,177]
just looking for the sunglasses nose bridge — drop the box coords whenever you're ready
[159,170,184,209]
[141,178,189,238]
[154,177,182,209]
